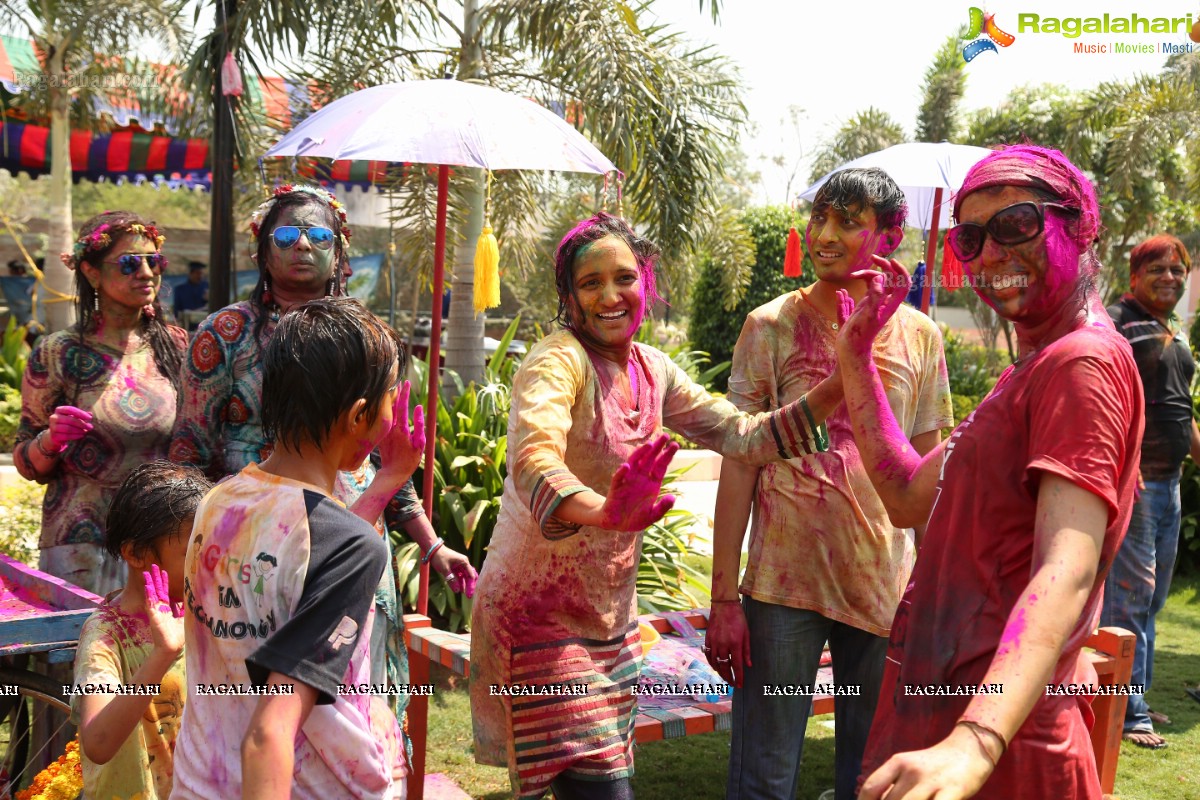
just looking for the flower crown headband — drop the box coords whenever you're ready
[248,184,352,256]
[64,221,165,270]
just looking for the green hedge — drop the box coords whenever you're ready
[687,207,812,392]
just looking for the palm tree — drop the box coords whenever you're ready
[915,28,967,144]
[808,107,906,184]
[284,0,745,386]
[179,0,440,311]
[0,0,189,331]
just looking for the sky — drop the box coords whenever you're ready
[648,0,1197,204]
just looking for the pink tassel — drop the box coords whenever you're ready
[221,52,244,97]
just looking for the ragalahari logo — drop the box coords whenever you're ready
[962,7,1016,61]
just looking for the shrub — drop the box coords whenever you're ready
[940,324,1003,424]
[0,384,20,453]
[0,318,29,390]
[0,480,41,566]
[688,207,812,392]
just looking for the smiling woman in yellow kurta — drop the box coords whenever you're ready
[470,213,826,799]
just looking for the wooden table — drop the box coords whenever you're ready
[404,611,1133,799]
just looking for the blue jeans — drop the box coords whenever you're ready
[727,598,888,800]
[1100,474,1181,732]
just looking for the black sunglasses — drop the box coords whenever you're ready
[104,253,167,275]
[947,201,1078,262]
[270,225,336,250]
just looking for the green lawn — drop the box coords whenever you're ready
[423,577,1200,799]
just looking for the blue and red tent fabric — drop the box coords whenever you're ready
[0,119,397,190]
[0,120,212,188]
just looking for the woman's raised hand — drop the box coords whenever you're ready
[377,380,426,479]
[599,434,679,532]
[45,405,94,452]
[839,257,911,357]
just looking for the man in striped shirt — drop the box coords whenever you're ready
[1102,234,1198,750]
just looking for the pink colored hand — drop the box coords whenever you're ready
[835,288,855,328]
[435,548,478,598]
[599,434,679,532]
[840,257,911,356]
[377,380,426,478]
[46,405,94,451]
[143,563,184,618]
[143,564,185,658]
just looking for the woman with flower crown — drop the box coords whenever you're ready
[168,184,475,727]
[14,211,187,596]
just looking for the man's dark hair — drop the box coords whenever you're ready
[262,297,405,452]
[811,168,908,231]
[105,461,213,560]
[188,261,206,272]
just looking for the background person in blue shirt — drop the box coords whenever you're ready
[172,261,208,316]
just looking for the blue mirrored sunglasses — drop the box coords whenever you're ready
[270,225,336,250]
[104,253,167,275]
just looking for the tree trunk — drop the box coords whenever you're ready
[442,0,487,391]
[208,0,238,311]
[443,177,485,387]
[44,47,76,333]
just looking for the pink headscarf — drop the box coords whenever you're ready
[954,144,1100,250]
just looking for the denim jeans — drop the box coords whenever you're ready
[1100,474,1181,732]
[727,597,888,800]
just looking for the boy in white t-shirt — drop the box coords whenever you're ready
[170,298,425,800]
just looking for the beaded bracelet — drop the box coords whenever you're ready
[799,395,830,453]
[420,537,445,565]
[35,430,66,458]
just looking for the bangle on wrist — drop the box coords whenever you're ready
[956,720,1006,768]
[35,430,65,458]
[420,537,445,565]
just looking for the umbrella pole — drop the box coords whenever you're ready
[409,164,448,800]
[420,164,450,614]
[920,187,943,315]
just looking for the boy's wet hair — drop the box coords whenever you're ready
[811,168,908,232]
[105,461,213,561]
[262,297,405,452]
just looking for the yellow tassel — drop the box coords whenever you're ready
[473,224,501,313]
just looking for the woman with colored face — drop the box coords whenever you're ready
[14,212,187,595]
[834,145,1142,799]
[169,185,474,730]
[470,212,834,799]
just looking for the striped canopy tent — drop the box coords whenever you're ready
[0,35,322,133]
[0,120,397,190]
[0,120,210,188]
[0,34,395,190]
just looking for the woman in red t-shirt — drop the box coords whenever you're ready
[835,145,1142,800]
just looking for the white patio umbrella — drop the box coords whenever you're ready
[265,80,616,800]
[799,142,993,312]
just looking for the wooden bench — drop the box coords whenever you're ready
[403,611,1134,800]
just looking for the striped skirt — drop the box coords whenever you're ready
[473,622,641,798]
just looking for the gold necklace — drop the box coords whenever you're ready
[799,289,839,331]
